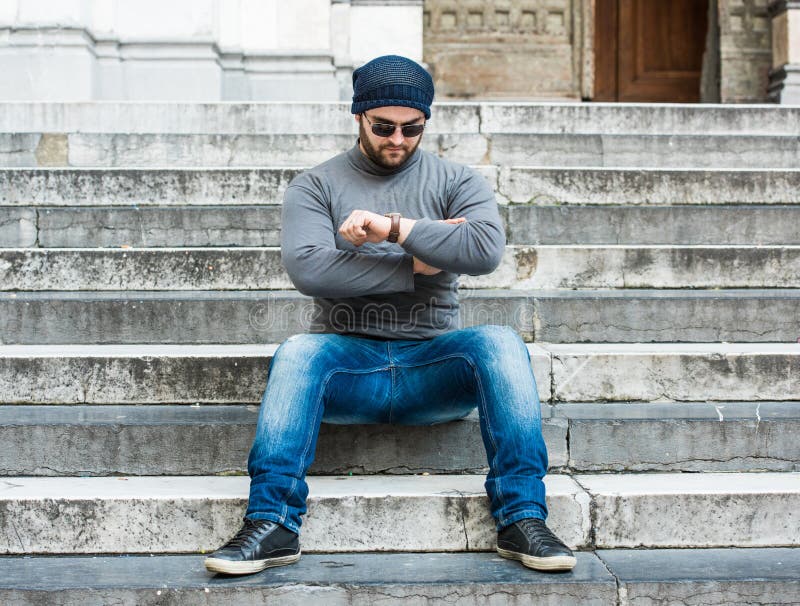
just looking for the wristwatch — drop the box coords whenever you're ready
[384,212,401,243]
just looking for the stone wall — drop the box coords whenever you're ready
[423,0,591,100]
[719,0,773,101]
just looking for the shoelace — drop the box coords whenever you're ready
[223,518,270,549]
[518,518,566,549]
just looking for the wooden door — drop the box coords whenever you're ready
[595,0,709,102]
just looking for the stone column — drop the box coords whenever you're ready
[768,0,800,103]
[718,0,773,103]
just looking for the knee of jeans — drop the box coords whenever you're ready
[275,333,330,364]
[468,325,527,357]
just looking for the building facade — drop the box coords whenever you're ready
[1,0,797,103]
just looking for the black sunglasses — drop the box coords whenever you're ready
[362,113,426,138]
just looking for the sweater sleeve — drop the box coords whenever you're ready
[400,167,505,275]
[281,182,416,298]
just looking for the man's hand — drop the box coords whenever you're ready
[338,210,392,246]
[338,212,467,247]
[338,212,467,276]
[413,256,442,275]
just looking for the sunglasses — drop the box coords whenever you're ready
[362,113,426,138]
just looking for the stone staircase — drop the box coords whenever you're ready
[1,102,799,604]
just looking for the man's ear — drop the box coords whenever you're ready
[354,113,362,124]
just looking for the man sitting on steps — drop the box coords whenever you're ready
[204,54,576,575]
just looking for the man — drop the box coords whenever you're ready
[204,55,576,575]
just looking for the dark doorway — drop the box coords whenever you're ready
[595,0,709,102]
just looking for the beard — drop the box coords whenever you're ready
[358,121,423,169]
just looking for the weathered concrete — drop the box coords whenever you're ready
[0,248,292,291]
[3,343,798,405]
[0,406,568,476]
[4,246,799,291]
[0,208,36,247]
[0,134,39,167]
[6,131,800,168]
[0,102,479,135]
[504,246,800,289]
[2,289,798,345]
[498,168,800,206]
[547,343,800,402]
[488,134,800,168]
[530,289,800,343]
[478,103,800,135]
[559,401,800,472]
[6,167,800,208]
[5,402,800,476]
[0,552,617,606]
[14,204,800,248]
[0,168,300,206]
[0,475,590,553]
[505,204,800,245]
[38,206,283,247]
[579,472,800,548]
[0,290,540,345]
[0,343,552,404]
[600,547,800,606]
[66,133,359,168]
[3,102,799,135]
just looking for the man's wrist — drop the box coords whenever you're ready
[396,217,416,245]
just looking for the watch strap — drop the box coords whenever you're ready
[385,212,401,243]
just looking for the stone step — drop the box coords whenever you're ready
[4,132,800,167]
[0,474,591,554]
[3,549,799,606]
[3,246,799,291]
[1,402,797,477]
[4,204,800,249]
[0,343,797,404]
[0,552,619,605]
[3,101,798,135]
[2,289,798,344]
[4,167,800,207]
[1,473,799,554]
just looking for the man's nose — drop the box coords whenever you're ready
[388,128,405,145]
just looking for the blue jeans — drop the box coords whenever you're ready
[246,324,549,534]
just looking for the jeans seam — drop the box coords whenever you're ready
[463,352,508,520]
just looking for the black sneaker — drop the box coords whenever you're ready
[497,518,577,571]
[204,518,301,575]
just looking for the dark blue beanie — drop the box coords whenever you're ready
[351,55,434,119]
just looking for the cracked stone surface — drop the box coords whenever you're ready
[600,548,800,605]
[0,168,299,206]
[0,552,616,605]
[477,103,800,135]
[0,290,543,346]
[490,133,800,168]
[0,341,550,403]
[0,208,36,247]
[580,472,800,548]
[0,406,568,476]
[559,401,800,472]
[0,475,589,553]
[545,343,800,402]
[498,167,800,206]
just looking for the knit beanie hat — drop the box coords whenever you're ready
[351,55,434,119]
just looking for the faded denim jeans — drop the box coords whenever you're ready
[246,324,549,533]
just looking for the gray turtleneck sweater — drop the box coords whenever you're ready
[280,143,505,340]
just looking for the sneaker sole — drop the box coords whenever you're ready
[204,551,301,575]
[496,546,577,572]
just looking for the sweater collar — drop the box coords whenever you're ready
[347,140,421,177]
